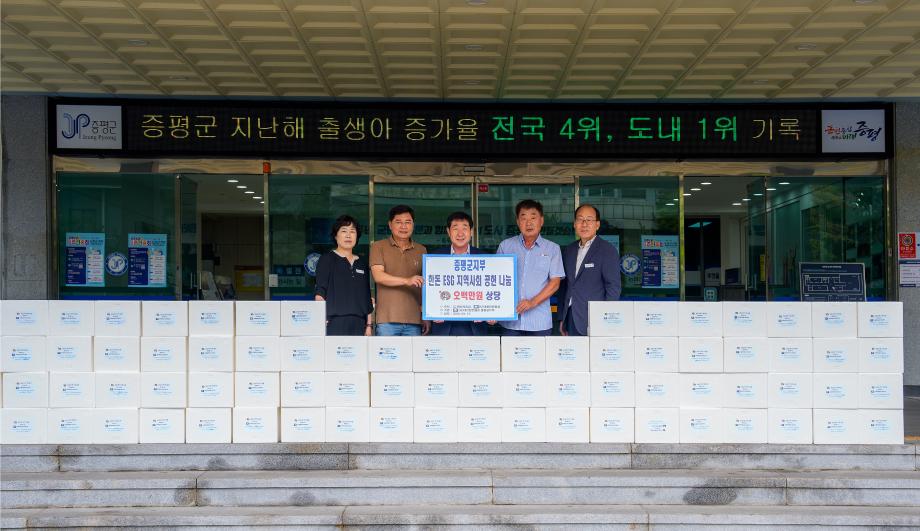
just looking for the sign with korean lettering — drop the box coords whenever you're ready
[821,109,887,153]
[55,105,122,150]
[128,233,167,288]
[799,262,866,302]
[50,100,892,159]
[422,255,517,321]
[64,232,105,287]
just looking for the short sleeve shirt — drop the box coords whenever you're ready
[497,234,565,331]
[369,237,427,325]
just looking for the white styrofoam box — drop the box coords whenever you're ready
[1,300,48,336]
[679,373,724,408]
[635,372,680,408]
[590,372,635,407]
[811,302,857,338]
[679,408,724,444]
[139,408,185,443]
[370,372,413,408]
[858,373,903,409]
[94,372,140,408]
[588,301,635,336]
[47,408,93,444]
[140,337,187,372]
[235,372,280,407]
[94,301,141,337]
[369,407,413,442]
[722,302,768,337]
[813,408,859,444]
[458,408,501,442]
[187,336,233,372]
[1,336,46,372]
[857,302,903,338]
[324,371,369,407]
[678,337,723,372]
[859,409,904,445]
[723,408,768,444]
[813,338,858,373]
[502,372,546,408]
[232,407,279,443]
[678,302,723,337]
[767,338,813,373]
[813,373,859,409]
[48,301,94,336]
[186,408,232,443]
[546,407,589,443]
[367,337,413,372]
[458,372,503,408]
[634,337,679,372]
[768,373,813,408]
[766,302,812,338]
[545,372,591,407]
[142,301,188,337]
[325,407,369,442]
[634,407,679,443]
[858,338,904,374]
[93,336,140,372]
[412,336,458,372]
[281,372,325,407]
[189,371,234,408]
[414,372,459,407]
[46,336,93,372]
[723,337,769,373]
[501,408,546,442]
[235,336,281,372]
[545,336,589,372]
[235,301,281,336]
[589,337,635,372]
[188,301,234,336]
[280,301,326,336]
[324,336,368,372]
[92,408,138,444]
[589,408,634,443]
[768,408,813,444]
[281,407,325,442]
[279,337,325,372]
[457,336,501,372]
[2,372,48,408]
[634,301,678,337]
[724,373,768,409]
[1,408,47,444]
[414,407,458,443]
[141,372,187,408]
[500,337,546,372]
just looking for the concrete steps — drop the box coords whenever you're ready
[4,469,920,509]
[3,505,920,530]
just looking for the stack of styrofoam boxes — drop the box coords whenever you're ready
[323,328,367,442]
[235,301,280,443]
[855,302,903,444]
[91,301,140,444]
[187,301,235,443]
[140,301,188,443]
[457,336,502,442]
[679,302,729,444]
[501,336,547,442]
[633,302,682,443]
[413,336,460,443]
[588,301,635,442]
[279,302,326,442]
[2,301,51,443]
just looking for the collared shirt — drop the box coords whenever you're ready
[369,236,427,325]
[569,236,596,308]
[497,234,565,331]
[450,244,471,255]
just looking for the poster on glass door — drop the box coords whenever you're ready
[641,235,679,289]
[128,233,167,288]
[64,232,105,287]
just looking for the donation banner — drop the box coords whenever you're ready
[422,255,517,321]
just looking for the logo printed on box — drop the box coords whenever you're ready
[15,311,37,325]
[513,346,534,360]
[105,311,126,325]
[244,417,264,431]
[293,418,314,432]
[12,420,34,433]
[645,312,665,326]
[11,347,34,362]
[104,419,126,433]
[198,419,218,432]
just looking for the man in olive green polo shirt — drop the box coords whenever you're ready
[369,204,429,335]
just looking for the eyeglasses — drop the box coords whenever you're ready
[575,217,597,224]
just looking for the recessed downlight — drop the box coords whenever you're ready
[742,198,751,202]
[665,203,675,206]
[732,202,742,206]
[463,80,481,85]
[227,179,238,183]
[795,43,817,51]
[253,196,262,200]
[766,187,777,191]
[260,201,265,204]
[701,182,712,185]
[780,181,791,185]
[245,190,255,194]
[753,193,763,196]
[690,187,701,191]
[127,39,148,46]
[464,44,483,51]
[236,185,247,189]
[683,193,692,196]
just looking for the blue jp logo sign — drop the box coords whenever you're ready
[61,112,91,139]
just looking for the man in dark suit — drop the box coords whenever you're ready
[558,204,622,336]
[430,211,490,336]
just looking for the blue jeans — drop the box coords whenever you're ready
[376,322,422,336]
[502,328,552,336]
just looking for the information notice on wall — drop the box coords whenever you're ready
[799,262,866,302]
[128,233,167,288]
[64,232,105,287]
[641,235,679,289]
[422,255,517,321]
[898,232,920,288]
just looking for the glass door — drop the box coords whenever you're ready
[476,181,575,252]
[373,182,473,249]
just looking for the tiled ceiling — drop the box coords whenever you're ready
[2,0,919,99]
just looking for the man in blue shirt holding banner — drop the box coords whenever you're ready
[497,199,566,336]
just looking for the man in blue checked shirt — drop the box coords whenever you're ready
[497,199,566,336]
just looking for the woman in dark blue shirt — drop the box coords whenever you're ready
[314,215,374,336]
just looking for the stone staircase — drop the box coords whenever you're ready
[3,443,920,529]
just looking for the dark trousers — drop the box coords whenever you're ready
[502,328,552,336]
[326,315,366,336]
[431,321,477,336]
[564,311,585,336]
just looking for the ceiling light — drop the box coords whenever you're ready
[742,198,751,202]
[690,187,701,191]
[732,202,742,206]
[236,185,247,189]
[795,43,817,51]
[466,0,487,5]
[665,203,674,206]
[260,201,264,204]
[245,190,255,194]
[753,193,763,196]
[227,179,238,183]
[463,80,481,85]
[779,181,790,185]
[673,198,679,201]
[766,187,777,191]
[253,196,262,200]
[464,44,483,51]
[683,193,692,196]
[127,39,148,46]
[854,0,877,4]
[701,182,712,185]
[751,79,769,85]
[168,75,188,81]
